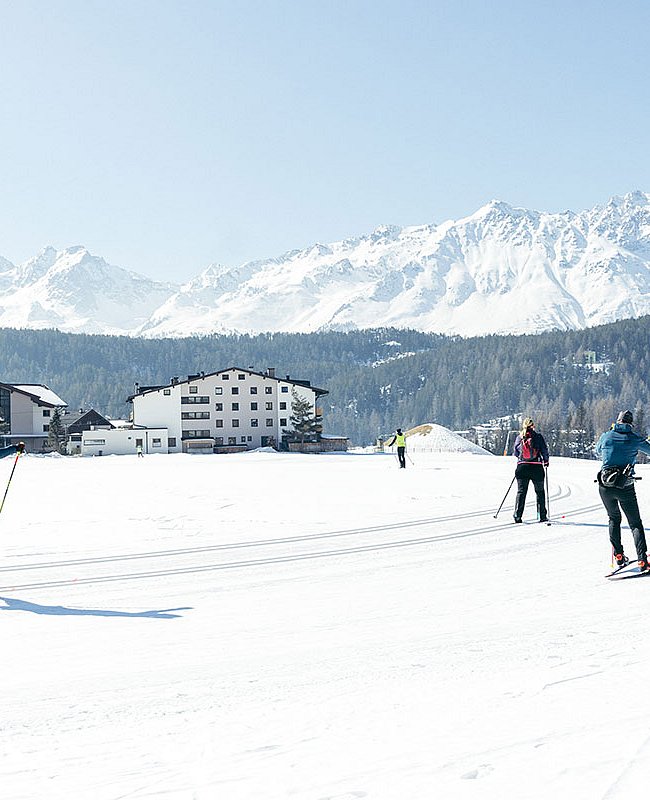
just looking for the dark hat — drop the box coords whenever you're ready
[396,428,402,433]
[617,410,634,424]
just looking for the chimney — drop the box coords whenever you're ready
[267,367,275,378]
[134,382,140,394]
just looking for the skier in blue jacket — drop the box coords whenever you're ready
[0,442,24,459]
[595,410,650,572]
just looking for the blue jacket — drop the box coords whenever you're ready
[0,445,19,459]
[595,423,650,471]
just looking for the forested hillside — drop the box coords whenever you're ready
[1,318,649,452]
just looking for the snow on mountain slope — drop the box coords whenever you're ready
[137,191,650,338]
[0,247,177,335]
[2,191,650,337]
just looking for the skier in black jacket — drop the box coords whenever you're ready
[512,418,549,523]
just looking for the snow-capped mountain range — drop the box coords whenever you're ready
[2,191,650,338]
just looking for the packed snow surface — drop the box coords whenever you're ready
[2,451,649,799]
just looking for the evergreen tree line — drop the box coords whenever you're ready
[1,317,649,455]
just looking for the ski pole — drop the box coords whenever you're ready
[493,475,516,518]
[406,452,415,466]
[545,465,551,521]
[0,449,22,517]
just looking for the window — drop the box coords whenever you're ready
[266,402,273,410]
[232,419,239,427]
[182,411,210,420]
[221,374,230,380]
[241,436,247,443]
[247,436,252,442]
[228,437,236,445]
[43,424,49,432]
[215,402,223,411]
[280,402,287,410]
[265,386,272,394]
[168,437,176,447]
[215,436,223,445]
[238,373,246,380]
[183,429,210,438]
[231,402,239,411]
[266,418,273,427]
[231,387,239,395]
[215,387,223,395]
[250,386,258,394]
[164,389,171,396]
[280,418,287,427]
[251,419,259,427]
[189,386,198,394]
[281,386,289,393]
[152,438,162,448]
[43,409,51,417]
[251,402,258,411]
[85,438,106,446]
[181,396,209,404]
[215,420,223,428]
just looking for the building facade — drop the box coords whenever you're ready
[128,367,327,453]
[0,382,67,452]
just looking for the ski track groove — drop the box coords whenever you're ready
[0,486,572,574]
[0,492,603,593]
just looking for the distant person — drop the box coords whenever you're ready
[136,444,144,458]
[387,428,407,468]
[595,410,650,572]
[0,442,25,459]
[512,418,549,522]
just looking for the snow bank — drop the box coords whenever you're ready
[403,422,493,455]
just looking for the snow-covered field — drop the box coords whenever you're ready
[2,450,649,799]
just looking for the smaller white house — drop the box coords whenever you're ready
[0,382,67,452]
[80,426,169,457]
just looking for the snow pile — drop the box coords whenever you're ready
[403,422,493,455]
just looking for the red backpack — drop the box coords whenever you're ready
[521,433,540,462]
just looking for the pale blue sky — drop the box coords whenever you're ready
[1,0,649,282]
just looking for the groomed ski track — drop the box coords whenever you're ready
[0,483,599,592]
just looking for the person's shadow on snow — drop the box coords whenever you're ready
[0,597,191,618]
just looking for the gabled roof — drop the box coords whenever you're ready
[62,409,114,430]
[0,382,67,407]
[127,366,328,402]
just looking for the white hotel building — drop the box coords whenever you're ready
[128,367,327,453]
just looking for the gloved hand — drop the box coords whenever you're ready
[16,442,25,453]
[543,461,549,467]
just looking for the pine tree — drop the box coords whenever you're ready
[47,407,65,453]
[286,389,322,443]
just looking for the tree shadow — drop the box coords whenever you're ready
[0,596,192,618]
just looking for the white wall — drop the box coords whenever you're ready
[80,427,168,456]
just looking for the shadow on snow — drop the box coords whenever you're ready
[0,596,192,618]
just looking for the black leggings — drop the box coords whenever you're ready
[514,463,547,520]
[598,483,647,560]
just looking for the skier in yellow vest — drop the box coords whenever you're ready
[387,428,407,468]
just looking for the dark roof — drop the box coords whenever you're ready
[62,409,114,431]
[127,367,328,402]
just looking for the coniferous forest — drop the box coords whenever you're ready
[1,316,649,455]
